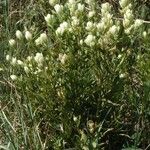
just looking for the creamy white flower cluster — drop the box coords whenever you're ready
[58,53,68,64]
[56,21,69,35]
[121,1,134,34]
[8,0,147,81]
[84,2,119,47]
[9,29,48,59]
[67,0,85,16]
[7,51,68,81]
[6,52,46,81]
[98,3,114,32]
[45,14,54,26]
[9,30,32,47]
[35,33,48,46]
[46,1,85,29]
[44,1,120,47]
[120,0,143,34]
[97,3,120,46]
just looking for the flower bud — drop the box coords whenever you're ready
[143,31,147,38]
[49,0,59,6]
[119,0,129,8]
[84,34,96,47]
[44,14,54,25]
[27,56,33,61]
[9,39,16,47]
[97,22,105,30]
[79,39,83,45]
[68,0,76,5]
[124,9,133,21]
[77,3,84,12]
[56,27,63,35]
[118,54,122,59]
[34,53,44,64]
[92,141,97,148]
[101,2,111,15]
[73,116,78,122]
[71,16,79,27]
[54,4,63,14]
[109,25,119,35]
[35,33,48,45]
[119,73,126,78]
[58,53,68,64]
[35,38,41,46]
[28,64,33,68]
[88,11,95,18]
[86,21,95,31]
[16,30,23,40]
[24,66,29,73]
[6,55,11,61]
[40,33,47,42]
[10,75,17,81]
[60,22,68,29]
[123,18,130,28]
[25,31,32,41]
[56,22,68,35]
[125,25,133,34]
[105,13,113,22]
[11,57,17,65]
[134,19,143,28]
[137,55,140,60]
[86,0,95,5]
[17,60,24,65]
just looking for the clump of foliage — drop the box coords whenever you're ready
[0,0,150,149]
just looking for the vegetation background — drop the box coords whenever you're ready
[0,0,150,149]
